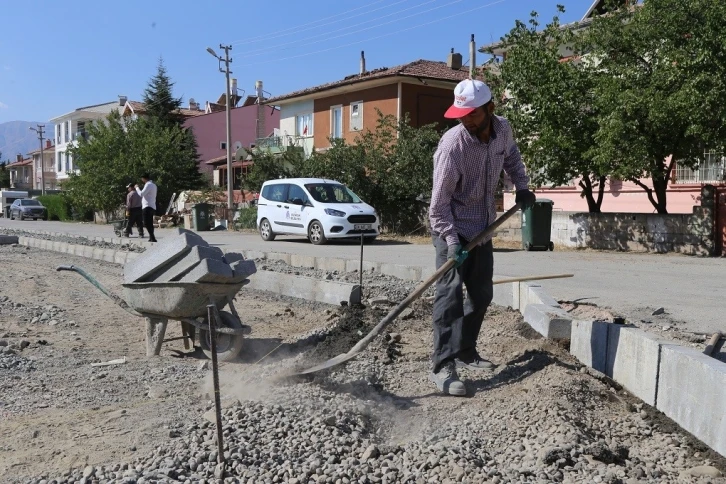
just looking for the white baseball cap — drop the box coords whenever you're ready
[444,79,492,119]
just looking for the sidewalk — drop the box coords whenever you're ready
[1,218,724,335]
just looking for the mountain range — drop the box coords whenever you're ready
[0,121,55,163]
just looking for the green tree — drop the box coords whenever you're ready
[143,57,184,127]
[585,0,726,213]
[483,7,610,212]
[0,157,10,189]
[65,111,204,217]
[298,111,440,233]
[242,148,300,194]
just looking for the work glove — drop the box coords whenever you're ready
[515,189,537,210]
[447,244,469,268]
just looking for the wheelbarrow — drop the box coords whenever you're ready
[109,219,128,237]
[56,265,250,362]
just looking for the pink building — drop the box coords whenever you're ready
[184,97,280,177]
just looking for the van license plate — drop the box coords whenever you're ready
[354,224,372,230]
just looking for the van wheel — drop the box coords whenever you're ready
[308,220,327,245]
[259,218,276,241]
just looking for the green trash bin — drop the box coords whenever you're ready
[192,203,212,231]
[521,199,555,251]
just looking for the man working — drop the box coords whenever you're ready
[124,183,144,238]
[135,174,158,243]
[428,79,536,396]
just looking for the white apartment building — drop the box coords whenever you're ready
[48,100,122,184]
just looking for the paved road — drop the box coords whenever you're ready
[2,218,724,335]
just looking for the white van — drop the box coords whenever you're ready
[256,178,379,245]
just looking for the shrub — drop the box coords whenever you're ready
[235,207,258,230]
[37,195,71,221]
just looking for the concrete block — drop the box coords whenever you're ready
[523,304,572,339]
[606,325,664,406]
[102,249,116,263]
[124,233,209,283]
[222,252,246,264]
[92,248,105,261]
[114,251,128,265]
[657,345,726,458]
[316,257,347,273]
[179,258,236,284]
[82,246,94,259]
[230,259,257,282]
[150,245,225,282]
[380,263,422,282]
[526,285,560,308]
[246,270,360,306]
[242,249,266,260]
[0,235,19,245]
[290,254,316,269]
[570,319,609,372]
[266,252,292,265]
[492,281,516,309]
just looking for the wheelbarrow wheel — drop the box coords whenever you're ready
[199,310,245,362]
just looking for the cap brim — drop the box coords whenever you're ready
[444,105,476,119]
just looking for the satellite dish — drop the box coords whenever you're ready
[233,141,243,151]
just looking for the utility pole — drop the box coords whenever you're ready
[29,125,46,195]
[469,34,476,79]
[207,44,234,211]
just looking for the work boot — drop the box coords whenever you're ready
[430,360,466,396]
[455,352,496,371]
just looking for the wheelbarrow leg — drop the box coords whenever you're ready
[146,317,168,357]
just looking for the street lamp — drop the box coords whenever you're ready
[206,45,234,211]
[29,125,46,195]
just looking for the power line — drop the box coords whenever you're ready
[239,0,440,59]
[239,0,511,68]
[230,0,411,46]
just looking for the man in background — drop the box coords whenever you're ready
[135,174,158,243]
[124,183,144,238]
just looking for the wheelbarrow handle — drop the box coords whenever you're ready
[55,264,141,317]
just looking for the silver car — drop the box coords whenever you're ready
[10,199,47,221]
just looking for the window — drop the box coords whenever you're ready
[286,184,309,205]
[261,183,288,202]
[64,121,69,143]
[674,150,726,184]
[220,141,227,150]
[65,152,70,172]
[350,101,363,131]
[295,113,313,137]
[56,125,61,144]
[304,183,361,204]
[57,152,62,171]
[331,106,343,139]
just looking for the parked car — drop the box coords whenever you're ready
[9,199,47,221]
[256,178,379,245]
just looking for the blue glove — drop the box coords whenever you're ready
[447,244,469,268]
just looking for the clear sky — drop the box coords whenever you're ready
[0,0,593,124]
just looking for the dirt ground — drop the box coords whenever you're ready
[1,245,725,483]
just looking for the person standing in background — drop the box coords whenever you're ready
[124,183,144,238]
[135,173,158,243]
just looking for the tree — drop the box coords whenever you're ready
[242,149,300,194]
[142,57,184,127]
[65,111,205,217]
[585,0,726,213]
[298,111,441,233]
[483,7,610,212]
[0,154,10,189]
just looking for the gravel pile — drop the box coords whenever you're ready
[0,228,146,252]
[0,351,35,372]
[0,296,71,326]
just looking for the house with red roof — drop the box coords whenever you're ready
[264,52,471,158]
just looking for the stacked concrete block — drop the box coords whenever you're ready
[123,230,256,285]
[124,232,209,283]
[570,319,609,372]
[606,325,665,406]
[151,245,225,282]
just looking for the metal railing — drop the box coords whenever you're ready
[674,150,726,184]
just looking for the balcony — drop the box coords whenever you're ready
[253,136,303,156]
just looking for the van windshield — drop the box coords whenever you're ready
[305,183,361,204]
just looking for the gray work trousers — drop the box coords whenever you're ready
[431,235,494,372]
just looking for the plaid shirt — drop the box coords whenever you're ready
[429,116,530,247]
